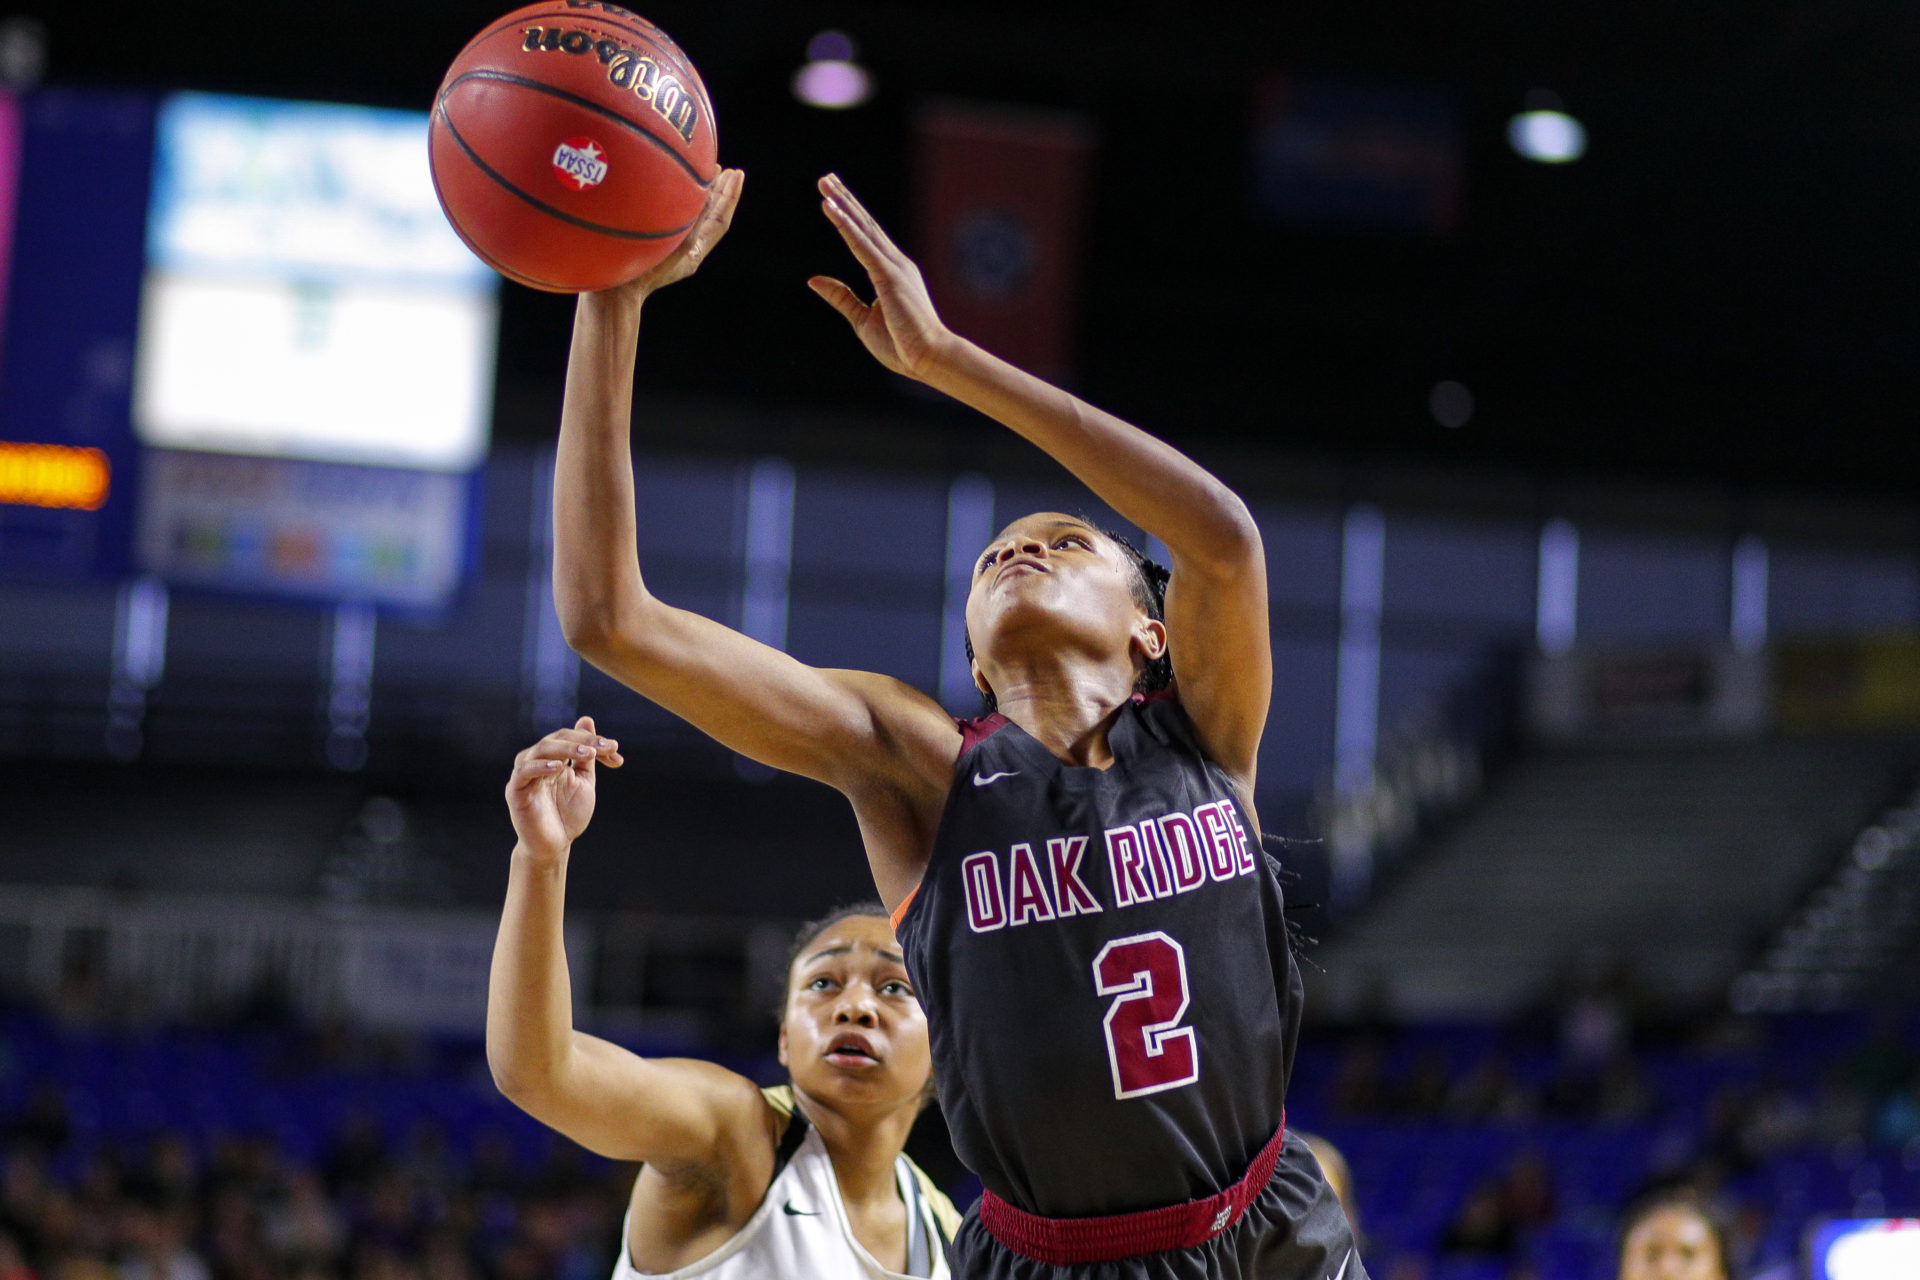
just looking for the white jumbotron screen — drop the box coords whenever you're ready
[133,93,498,472]
[1809,1219,1920,1280]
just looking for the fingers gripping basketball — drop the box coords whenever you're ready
[429,2,719,293]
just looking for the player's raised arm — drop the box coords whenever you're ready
[488,719,775,1180]
[809,174,1271,787]
[550,171,958,812]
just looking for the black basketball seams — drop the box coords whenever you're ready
[429,148,568,290]
[439,69,712,190]
[434,108,699,247]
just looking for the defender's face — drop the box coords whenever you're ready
[963,513,1150,683]
[778,915,931,1112]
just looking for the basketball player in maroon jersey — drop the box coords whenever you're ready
[551,168,1364,1278]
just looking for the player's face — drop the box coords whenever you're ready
[964,513,1155,692]
[1619,1208,1725,1280]
[778,915,931,1116]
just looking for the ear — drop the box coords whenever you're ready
[776,1020,789,1069]
[971,658,993,699]
[1132,616,1168,664]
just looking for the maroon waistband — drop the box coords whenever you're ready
[978,1115,1287,1265]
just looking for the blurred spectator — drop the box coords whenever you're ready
[0,1231,33,1280]
[1393,1049,1452,1118]
[1440,1178,1516,1257]
[1446,1053,1538,1125]
[1615,1187,1732,1280]
[1330,1039,1389,1117]
[1501,1150,1556,1230]
[1595,1053,1657,1125]
[262,1171,343,1267]
[321,1113,386,1198]
[1,1152,51,1259]
[116,1200,208,1280]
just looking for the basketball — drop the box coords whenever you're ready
[428,2,719,293]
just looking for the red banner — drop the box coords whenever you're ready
[913,101,1095,385]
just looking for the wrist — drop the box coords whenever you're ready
[579,286,646,325]
[511,839,571,871]
[916,329,974,390]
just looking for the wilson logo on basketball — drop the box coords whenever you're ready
[551,138,609,190]
[520,25,701,143]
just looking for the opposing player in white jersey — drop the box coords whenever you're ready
[489,719,961,1279]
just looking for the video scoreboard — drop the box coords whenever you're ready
[0,87,498,610]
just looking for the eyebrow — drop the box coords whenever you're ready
[983,519,1098,551]
[803,944,906,966]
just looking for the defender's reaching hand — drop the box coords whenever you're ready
[506,717,623,860]
[809,173,954,381]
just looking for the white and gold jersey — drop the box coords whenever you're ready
[614,1087,959,1280]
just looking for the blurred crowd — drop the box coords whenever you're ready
[0,972,1914,1280]
[0,1024,635,1280]
[1311,969,1920,1280]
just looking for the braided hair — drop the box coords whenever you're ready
[964,521,1172,714]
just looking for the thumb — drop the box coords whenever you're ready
[808,276,868,325]
[575,715,595,734]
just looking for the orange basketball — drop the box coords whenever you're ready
[429,2,718,293]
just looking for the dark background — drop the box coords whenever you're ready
[20,0,1920,493]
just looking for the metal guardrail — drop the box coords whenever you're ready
[1731,782,1920,1013]
[1307,649,1522,919]
[0,886,789,1043]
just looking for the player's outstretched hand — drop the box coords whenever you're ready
[506,716,623,860]
[809,173,953,381]
[601,168,744,303]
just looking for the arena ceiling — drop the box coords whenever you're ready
[24,0,1920,493]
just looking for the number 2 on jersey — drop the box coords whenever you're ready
[1091,931,1200,1099]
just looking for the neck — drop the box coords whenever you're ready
[794,1090,919,1208]
[990,664,1136,767]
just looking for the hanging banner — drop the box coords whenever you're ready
[0,91,20,375]
[913,100,1095,385]
[1251,74,1463,236]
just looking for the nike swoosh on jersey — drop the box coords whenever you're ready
[782,1202,818,1216]
[972,770,1019,786]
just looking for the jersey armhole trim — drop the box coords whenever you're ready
[888,884,919,933]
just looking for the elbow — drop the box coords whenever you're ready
[1185,490,1264,578]
[1216,492,1262,556]
[486,1047,551,1110]
[555,599,617,660]
[554,580,666,664]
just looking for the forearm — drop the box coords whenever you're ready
[486,844,579,1099]
[924,337,1258,569]
[552,290,653,649]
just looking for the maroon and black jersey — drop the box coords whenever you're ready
[894,693,1302,1218]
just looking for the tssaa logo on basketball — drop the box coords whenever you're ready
[551,138,609,190]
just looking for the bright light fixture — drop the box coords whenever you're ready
[794,30,873,110]
[1508,110,1587,163]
